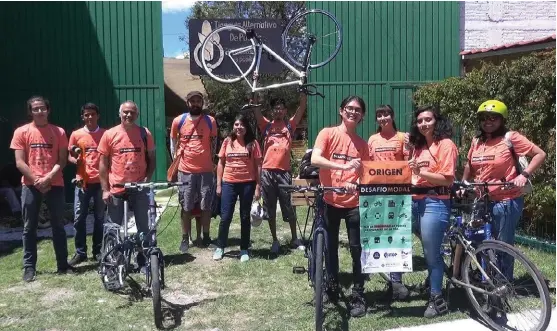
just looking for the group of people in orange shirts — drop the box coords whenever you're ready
[10,91,545,320]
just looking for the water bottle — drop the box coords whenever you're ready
[484,222,492,240]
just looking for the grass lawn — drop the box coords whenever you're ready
[0,200,555,331]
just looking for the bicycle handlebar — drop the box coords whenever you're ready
[452,180,515,190]
[278,184,350,194]
[113,181,189,190]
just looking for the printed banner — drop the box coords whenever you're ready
[360,161,413,273]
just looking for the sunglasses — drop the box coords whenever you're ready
[479,114,501,122]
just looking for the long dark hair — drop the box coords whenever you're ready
[228,114,256,155]
[375,104,398,132]
[475,114,508,141]
[409,105,453,149]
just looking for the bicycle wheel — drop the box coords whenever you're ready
[282,9,342,69]
[100,232,124,291]
[200,25,257,84]
[461,240,551,331]
[314,232,325,331]
[150,253,164,329]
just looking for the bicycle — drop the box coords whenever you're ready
[98,181,188,329]
[279,184,348,331]
[200,9,342,102]
[443,180,552,331]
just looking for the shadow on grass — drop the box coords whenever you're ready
[164,253,195,267]
[160,297,217,330]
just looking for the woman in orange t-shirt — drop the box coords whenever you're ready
[368,104,411,162]
[213,114,262,262]
[462,100,546,282]
[391,105,458,318]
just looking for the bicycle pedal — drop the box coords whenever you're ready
[435,297,449,314]
[293,266,306,274]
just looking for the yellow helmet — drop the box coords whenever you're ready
[477,100,508,119]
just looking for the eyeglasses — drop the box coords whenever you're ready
[479,114,500,122]
[31,107,48,113]
[344,106,363,114]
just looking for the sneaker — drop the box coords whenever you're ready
[68,253,87,267]
[240,250,249,262]
[213,248,224,261]
[179,237,190,253]
[322,283,340,305]
[23,267,36,282]
[391,282,410,301]
[349,292,367,318]
[424,293,448,318]
[270,240,280,254]
[57,265,77,275]
[290,238,305,251]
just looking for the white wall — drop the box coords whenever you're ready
[461,1,556,51]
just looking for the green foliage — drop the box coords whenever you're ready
[523,184,556,240]
[413,50,556,239]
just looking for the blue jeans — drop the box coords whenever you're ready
[491,197,524,280]
[217,181,256,250]
[21,185,68,270]
[73,183,105,258]
[391,197,450,296]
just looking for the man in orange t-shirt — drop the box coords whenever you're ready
[98,101,156,267]
[67,103,107,266]
[252,93,307,254]
[311,95,370,318]
[169,91,218,252]
[10,96,72,282]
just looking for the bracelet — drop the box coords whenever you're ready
[521,171,530,178]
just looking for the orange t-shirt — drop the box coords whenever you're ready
[10,123,68,187]
[258,116,296,171]
[97,125,155,194]
[218,138,262,183]
[68,127,106,183]
[412,138,458,199]
[170,114,217,173]
[314,126,370,209]
[468,131,535,201]
[368,131,410,161]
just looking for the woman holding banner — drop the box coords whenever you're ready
[367,104,412,301]
[391,105,458,318]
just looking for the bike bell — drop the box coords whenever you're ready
[250,201,268,227]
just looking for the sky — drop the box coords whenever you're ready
[162,1,197,58]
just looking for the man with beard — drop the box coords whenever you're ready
[252,93,306,254]
[170,91,218,252]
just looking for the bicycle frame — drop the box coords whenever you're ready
[229,31,316,93]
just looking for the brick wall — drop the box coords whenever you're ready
[461,1,556,51]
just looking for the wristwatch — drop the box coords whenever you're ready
[521,171,530,178]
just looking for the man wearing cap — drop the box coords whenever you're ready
[170,91,218,253]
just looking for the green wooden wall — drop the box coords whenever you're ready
[306,1,460,143]
[0,1,166,200]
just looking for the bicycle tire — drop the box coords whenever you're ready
[200,25,257,84]
[100,233,123,291]
[461,240,551,331]
[150,253,164,329]
[282,9,342,69]
[314,232,325,331]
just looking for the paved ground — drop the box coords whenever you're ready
[386,309,556,331]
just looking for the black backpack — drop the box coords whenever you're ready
[299,149,319,179]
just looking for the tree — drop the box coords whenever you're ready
[185,1,306,137]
